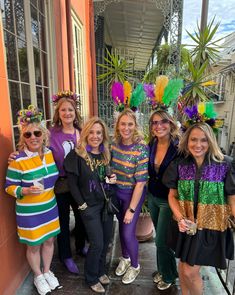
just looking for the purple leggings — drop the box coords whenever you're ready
[116,187,146,268]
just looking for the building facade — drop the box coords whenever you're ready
[0,1,97,294]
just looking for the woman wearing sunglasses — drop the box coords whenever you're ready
[147,109,180,290]
[5,106,61,295]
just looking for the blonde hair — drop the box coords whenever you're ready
[179,123,224,162]
[53,97,82,130]
[17,122,50,151]
[76,117,110,165]
[149,110,180,142]
[113,108,144,144]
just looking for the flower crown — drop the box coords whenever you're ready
[183,102,224,133]
[17,105,43,125]
[51,90,80,107]
[146,75,183,111]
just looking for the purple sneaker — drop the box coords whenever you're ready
[63,258,79,274]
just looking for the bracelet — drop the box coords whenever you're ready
[129,207,135,214]
[78,202,88,210]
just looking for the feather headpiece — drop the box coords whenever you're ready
[183,101,223,133]
[111,81,146,112]
[146,75,183,111]
[51,90,80,108]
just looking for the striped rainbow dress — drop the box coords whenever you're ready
[5,148,60,246]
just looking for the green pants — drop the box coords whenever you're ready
[148,193,178,283]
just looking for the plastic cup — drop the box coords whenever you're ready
[33,174,44,192]
[184,219,197,235]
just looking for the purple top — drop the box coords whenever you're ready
[50,127,79,176]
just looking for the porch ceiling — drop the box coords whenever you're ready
[96,0,165,71]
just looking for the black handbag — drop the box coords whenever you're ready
[54,177,70,194]
[99,182,119,215]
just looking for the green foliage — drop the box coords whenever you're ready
[181,56,210,106]
[186,17,223,68]
[97,49,133,86]
[141,197,150,215]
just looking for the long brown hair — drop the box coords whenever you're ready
[179,123,224,162]
[113,108,144,144]
[52,97,82,130]
[76,117,110,165]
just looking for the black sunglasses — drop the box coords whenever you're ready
[151,118,169,126]
[23,130,42,139]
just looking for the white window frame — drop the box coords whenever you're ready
[71,10,89,120]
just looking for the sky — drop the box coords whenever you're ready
[182,0,235,45]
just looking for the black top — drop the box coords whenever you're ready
[64,150,106,206]
[148,138,178,200]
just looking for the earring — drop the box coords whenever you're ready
[86,144,92,152]
[59,119,62,126]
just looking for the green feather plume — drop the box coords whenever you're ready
[130,84,146,108]
[162,79,183,106]
[204,101,217,118]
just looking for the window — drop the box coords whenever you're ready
[71,10,88,119]
[1,0,51,145]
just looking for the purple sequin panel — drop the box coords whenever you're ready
[178,164,196,180]
[201,163,228,181]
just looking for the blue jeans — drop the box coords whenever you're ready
[148,193,178,283]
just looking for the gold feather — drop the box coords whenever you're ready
[201,80,217,87]
[123,81,132,105]
[154,75,169,103]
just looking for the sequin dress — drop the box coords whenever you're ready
[163,155,235,269]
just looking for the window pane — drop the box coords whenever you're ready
[34,47,41,85]
[14,0,26,40]
[18,38,29,82]
[9,82,21,125]
[41,52,48,86]
[31,5,39,47]
[4,31,19,81]
[39,14,46,51]
[36,87,43,111]
[13,127,20,147]
[1,0,14,33]
[21,84,31,108]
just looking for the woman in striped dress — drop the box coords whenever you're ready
[5,106,60,295]
[112,109,149,284]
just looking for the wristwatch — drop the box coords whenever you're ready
[129,207,135,214]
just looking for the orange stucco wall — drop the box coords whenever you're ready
[0,23,29,295]
[54,0,97,116]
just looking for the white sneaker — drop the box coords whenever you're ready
[115,257,131,276]
[43,271,60,290]
[122,264,140,284]
[34,274,51,295]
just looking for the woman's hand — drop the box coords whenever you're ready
[178,219,189,232]
[8,151,19,164]
[22,186,43,195]
[123,209,134,224]
[107,173,117,184]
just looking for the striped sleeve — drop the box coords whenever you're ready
[5,160,23,199]
[134,144,149,182]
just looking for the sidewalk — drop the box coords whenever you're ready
[17,220,231,295]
